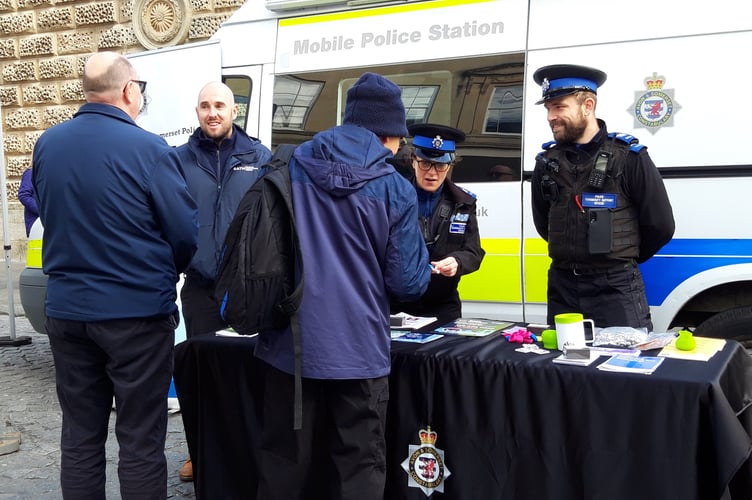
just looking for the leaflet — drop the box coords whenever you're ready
[657,337,725,362]
[390,312,438,330]
[432,318,514,337]
[597,355,665,374]
[391,331,444,344]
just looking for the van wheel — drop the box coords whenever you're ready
[693,306,752,347]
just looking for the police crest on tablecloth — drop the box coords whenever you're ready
[401,426,451,496]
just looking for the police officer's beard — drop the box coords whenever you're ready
[553,115,587,144]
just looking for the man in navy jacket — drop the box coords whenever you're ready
[176,82,272,338]
[174,81,272,482]
[32,51,198,500]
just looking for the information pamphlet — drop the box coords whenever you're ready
[657,336,725,362]
[390,331,444,344]
[390,312,438,330]
[597,355,665,374]
[432,318,514,337]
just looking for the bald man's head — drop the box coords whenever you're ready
[82,51,144,119]
[195,81,238,142]
[83,52,134,95]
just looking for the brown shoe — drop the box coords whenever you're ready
[179,458,193,482]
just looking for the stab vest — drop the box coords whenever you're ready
[538,134,642,269]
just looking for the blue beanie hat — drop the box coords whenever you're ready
[343,72,409,138]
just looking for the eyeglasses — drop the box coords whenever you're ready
[126,80,147,94]
[416,159,450,172]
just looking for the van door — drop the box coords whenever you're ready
[223,65,266,141]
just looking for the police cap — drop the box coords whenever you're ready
[533,64,607,105]
[408,123,466,164]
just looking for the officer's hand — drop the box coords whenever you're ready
[431,257,459,277]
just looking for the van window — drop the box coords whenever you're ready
[271,53,524,183]
[401,85,439,126]
[485,85,523,134]
[224,75,252,130]
[273,75,324,130]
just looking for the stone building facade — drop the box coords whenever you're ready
[0,0,246,260]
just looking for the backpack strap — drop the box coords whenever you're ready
[268,144,305,430]
[270,143,296,168]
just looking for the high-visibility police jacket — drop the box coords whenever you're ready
[531,120,675,271]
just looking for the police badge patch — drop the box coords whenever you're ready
[401,427,451,496]
[627,72,681,134]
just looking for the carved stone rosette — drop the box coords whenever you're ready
[133,0,192,49]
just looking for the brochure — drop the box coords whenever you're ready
[390,312,438,330]
[597,354,665,374]
[432,318,514,337]
[391,331,444,344]
[657,336,725,362]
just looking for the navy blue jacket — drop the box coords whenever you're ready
[255,125,431,379]
[18,168,38,236]
[176,126,272,281]
[32,103,198,321]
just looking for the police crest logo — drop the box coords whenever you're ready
[628,72,682,134]
[401,427,451,496]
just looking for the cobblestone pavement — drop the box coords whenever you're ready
[0,259,196,499]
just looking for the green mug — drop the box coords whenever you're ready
[541,329,558,350]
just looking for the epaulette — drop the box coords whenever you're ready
[608,132,646,153]
[540,140,557,150]
[458,185,478,199]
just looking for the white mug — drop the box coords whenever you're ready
[554,313,595,349]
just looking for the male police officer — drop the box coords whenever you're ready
[530,64,675,330]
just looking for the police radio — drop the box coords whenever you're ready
[587,151,612,188]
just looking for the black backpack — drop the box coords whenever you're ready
[214,144,305,429]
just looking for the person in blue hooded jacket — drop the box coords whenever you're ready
[255,72,431,500]
[31,51,198,500]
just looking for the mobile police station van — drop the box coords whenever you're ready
[20,0,752,344]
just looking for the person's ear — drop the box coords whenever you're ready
[583,96,596,115]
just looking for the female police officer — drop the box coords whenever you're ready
[391,123,485,324]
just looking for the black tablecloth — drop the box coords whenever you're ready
[174,332,752,500]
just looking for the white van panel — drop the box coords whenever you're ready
[215,19,278,69]
[528,0,752,50]
[274,0,525,74]
[523,30,752,170]
[129,41,221,146]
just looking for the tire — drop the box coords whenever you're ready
[694,306,752,346]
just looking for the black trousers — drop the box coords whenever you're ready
[547,262,652,330]
[46,313,177,500]
[180,275,227,338]
[257,361,389,500]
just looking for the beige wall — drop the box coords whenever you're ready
[0,0,246,261]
